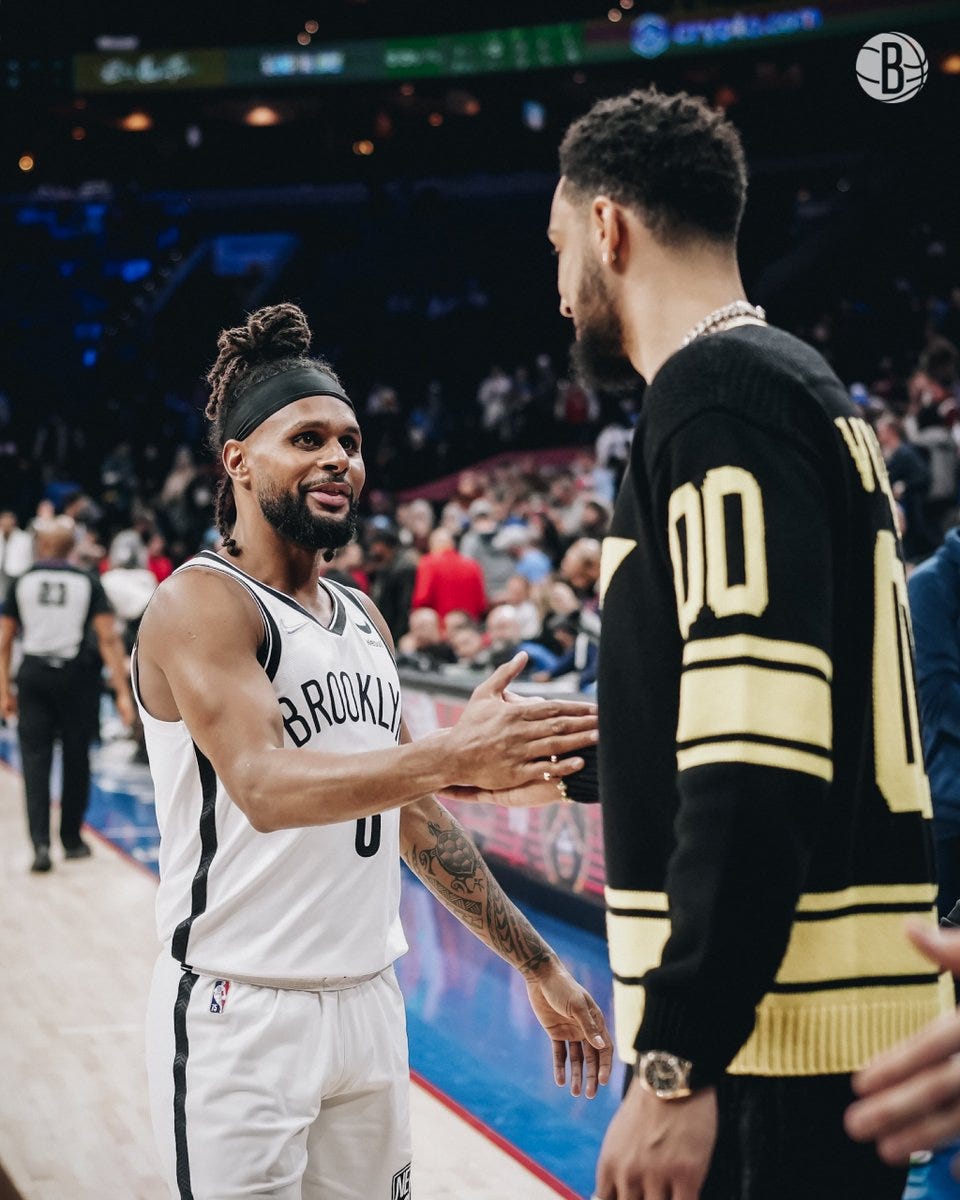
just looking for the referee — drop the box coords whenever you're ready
[0,516,133,871]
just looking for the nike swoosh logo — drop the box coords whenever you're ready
[356,621,372,634]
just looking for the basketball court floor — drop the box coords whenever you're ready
[0,732,617,1200]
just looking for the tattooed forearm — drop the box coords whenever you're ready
[427,876,484,929]
[410,820,484,894]
[485,880,553,975]
[401,799,556,976]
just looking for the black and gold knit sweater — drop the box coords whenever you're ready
[598,323,950,1084]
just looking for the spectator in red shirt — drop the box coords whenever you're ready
[411,528,487,621]
[337,542,370,593]
[147,533,174,585]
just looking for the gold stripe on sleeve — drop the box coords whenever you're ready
[608,906,939,994]
[797,883,938,911]
[610,954,949,1071]
[677,664,831,750]
[606,911,671,981]
[604,887,669,912]
[682,634,832,681]
[676,739,833,781]
[775,908,939,985]
[611,979,646,1064]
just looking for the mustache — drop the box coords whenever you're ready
[299,477,354,499]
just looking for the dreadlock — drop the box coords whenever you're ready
[204,302,343,557]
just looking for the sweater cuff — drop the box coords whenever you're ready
[634,991,752,1089]
[560,743,599,804]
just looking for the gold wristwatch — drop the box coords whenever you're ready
[634,1050,694,1100]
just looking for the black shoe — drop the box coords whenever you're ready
[63,840,92,860]
[31,845,52,873]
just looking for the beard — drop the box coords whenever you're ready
[569,258,642,395]
[257,479,359,554]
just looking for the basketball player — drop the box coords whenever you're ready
[546,88,949,1199]
[135,303,611,1200]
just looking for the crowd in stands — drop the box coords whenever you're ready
[351,480,605,692]
[2,286,960,699]
[350,353,610,493]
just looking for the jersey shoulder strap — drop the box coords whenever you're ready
[176,553,282,681]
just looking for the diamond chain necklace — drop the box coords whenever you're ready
[680,300,767,347]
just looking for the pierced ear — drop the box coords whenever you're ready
[593,196,625,269]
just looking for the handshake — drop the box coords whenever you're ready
[429,651,600,808]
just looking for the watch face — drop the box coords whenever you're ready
[644,1055,683,1095]
[639,1052,692,1098]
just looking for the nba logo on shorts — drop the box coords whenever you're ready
[391,1163,411,1200]
[209,979,230,1014]
[856,32,927,103]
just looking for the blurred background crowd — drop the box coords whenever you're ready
[2,296,959,698]
[1,0,958,698]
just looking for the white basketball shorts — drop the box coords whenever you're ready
[146,952,412,1199]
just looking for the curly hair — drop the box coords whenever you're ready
[559,86,748,246]
[204,302,342,556]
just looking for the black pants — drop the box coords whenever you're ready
[17,656,99,849]
[704,1073,907,1200]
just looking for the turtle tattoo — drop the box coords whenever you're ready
[418,822,483,894]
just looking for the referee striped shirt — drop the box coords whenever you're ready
[4,561,112,660]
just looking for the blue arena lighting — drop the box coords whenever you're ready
[110,258,152,283]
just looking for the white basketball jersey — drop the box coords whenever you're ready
[133,550,407,983]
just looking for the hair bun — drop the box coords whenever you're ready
[218,302,312,365]
[204,302,319,424]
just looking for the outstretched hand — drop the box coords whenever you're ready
[446,653,598,795]
[440,777,578,808]
[468,650,531,700]
[523,957,612,1099]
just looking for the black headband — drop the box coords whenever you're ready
[223,365,355,443]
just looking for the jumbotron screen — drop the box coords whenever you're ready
[71,1,957,93]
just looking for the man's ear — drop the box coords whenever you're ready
[222,441,250,490]
[592,196,631,270]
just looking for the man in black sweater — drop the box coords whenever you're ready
[548,87,948,1199]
